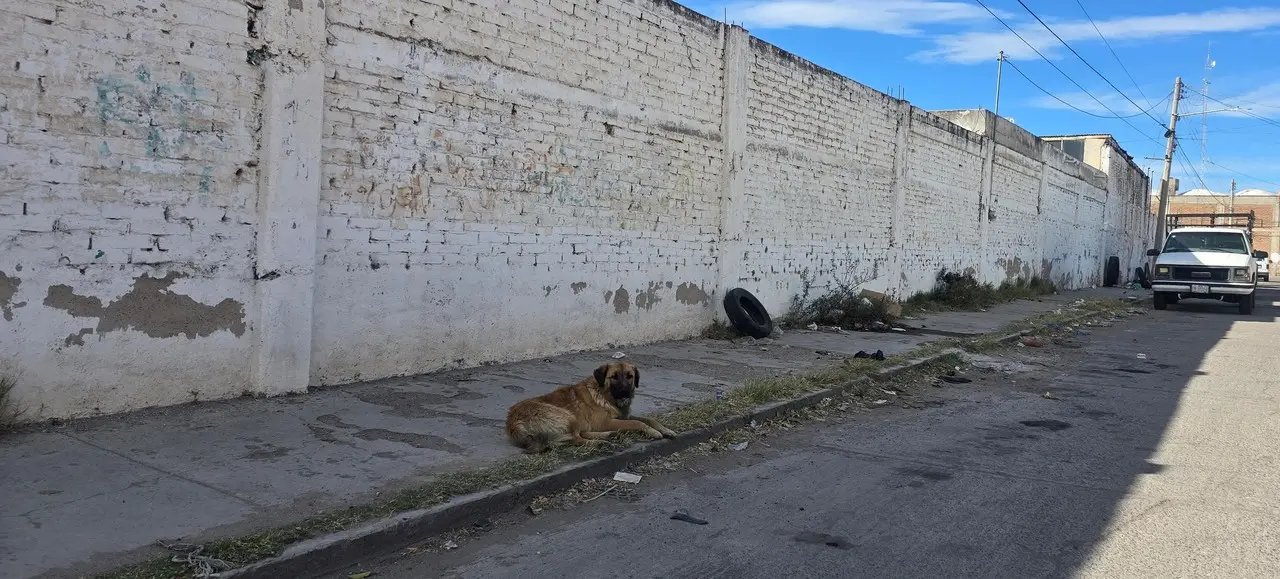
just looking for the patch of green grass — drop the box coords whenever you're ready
[902,270,1057,316]
[96,300,1122,579]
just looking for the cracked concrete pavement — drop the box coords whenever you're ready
[0,289,1127,578]
[336,285,1280,579]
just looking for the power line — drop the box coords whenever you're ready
[1072,0,1152,108]
[1198,92,1280,130]
[1004,60,1169,119]
[1206,160,1280,189]
[1011,0,1168,132]
[1173,137,1231,208]
[969,0,1161,144]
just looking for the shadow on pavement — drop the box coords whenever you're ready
[355,286,1280,579]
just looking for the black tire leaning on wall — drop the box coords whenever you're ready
[1104,256,1121,287]
[723,288,774,339]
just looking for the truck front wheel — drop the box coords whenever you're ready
[1154,292,1169,310]
[1239,292,1255,315]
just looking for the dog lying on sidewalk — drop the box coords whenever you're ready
[505,361,678,453]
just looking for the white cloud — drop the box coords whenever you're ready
[1217,82,1280,119]
[918,7,1280,64]
[722,3,1280,65]
[724,1,997,35]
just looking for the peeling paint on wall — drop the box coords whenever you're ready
[612,286,631,314]
[44,272,247,340]
[634,282,663,311]
[0,271,25,321]
[570,282,587,294]
[675,282,710,305]
[64,328,94,347]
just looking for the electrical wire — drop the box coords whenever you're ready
[1012,0,1168,132]
[1006,58,1169,119]
[1206,160,1280,189]
[1173,138,1231,209]
[1072,0,1153,108]
[970,0,1162,145]
[1199,92,1280,131]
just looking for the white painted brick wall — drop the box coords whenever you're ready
[0,0,1154,421]
[897,113,986,294]
[988,146,1043,281]
[0,0,259,419]
[311,0,725,384]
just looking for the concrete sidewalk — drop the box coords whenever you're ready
[0,288,1134,578]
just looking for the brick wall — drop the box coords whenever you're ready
[0,0,1153,421]
[0,0,260,418]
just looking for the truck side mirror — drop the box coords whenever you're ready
[1255,250,1270,259]
[1146,248,1160,257]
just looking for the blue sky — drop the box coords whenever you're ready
[683,0,1280,195]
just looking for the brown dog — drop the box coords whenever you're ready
[505,362,677,453]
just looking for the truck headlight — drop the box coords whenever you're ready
[1155,266,1171,278]
[1233,268,1251,280]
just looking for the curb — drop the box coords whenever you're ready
[221,351,955,579]
[221,305,1126,579]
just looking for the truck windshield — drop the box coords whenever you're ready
[1163,231,1250,254]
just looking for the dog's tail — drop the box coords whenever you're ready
[506,401,575,453]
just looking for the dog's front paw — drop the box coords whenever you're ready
[658,427,677,438]
[644,428,665,439]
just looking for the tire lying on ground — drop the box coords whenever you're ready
[1135,266,1152,289]
[723,287,774,339]
[1104,256,1121,287]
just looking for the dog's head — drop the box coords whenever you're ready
[593,362,640,404]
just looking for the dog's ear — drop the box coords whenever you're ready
[632,366,639,390]
[593,364,609,389]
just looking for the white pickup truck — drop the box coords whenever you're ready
[1147,224,1269,314]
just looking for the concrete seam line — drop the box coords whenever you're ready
[221,307,1127,579]
[220,352,962,579]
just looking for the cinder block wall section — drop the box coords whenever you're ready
[0,0,1153,421]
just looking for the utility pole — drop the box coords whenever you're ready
[1201,45,1215,177]
[1230,178,1237,214]
[994,51,1005,116]
[1153,76,1184,253]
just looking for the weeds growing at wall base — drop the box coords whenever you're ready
[0,375,26,434]
[901,269,1057,316]
[97,299,1130,579]
[782,273,898,330]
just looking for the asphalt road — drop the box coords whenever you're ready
[332,287,1280,579]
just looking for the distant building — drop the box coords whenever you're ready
[1147,188,1280,259]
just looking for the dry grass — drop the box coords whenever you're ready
[700,319,742,340]
[0,375,26,434]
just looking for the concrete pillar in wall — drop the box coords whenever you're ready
[713,24,750,318]
[250,1,325,396]
[976,120,996,285]
[1036,151,1050,284]
[885,102,914,297]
